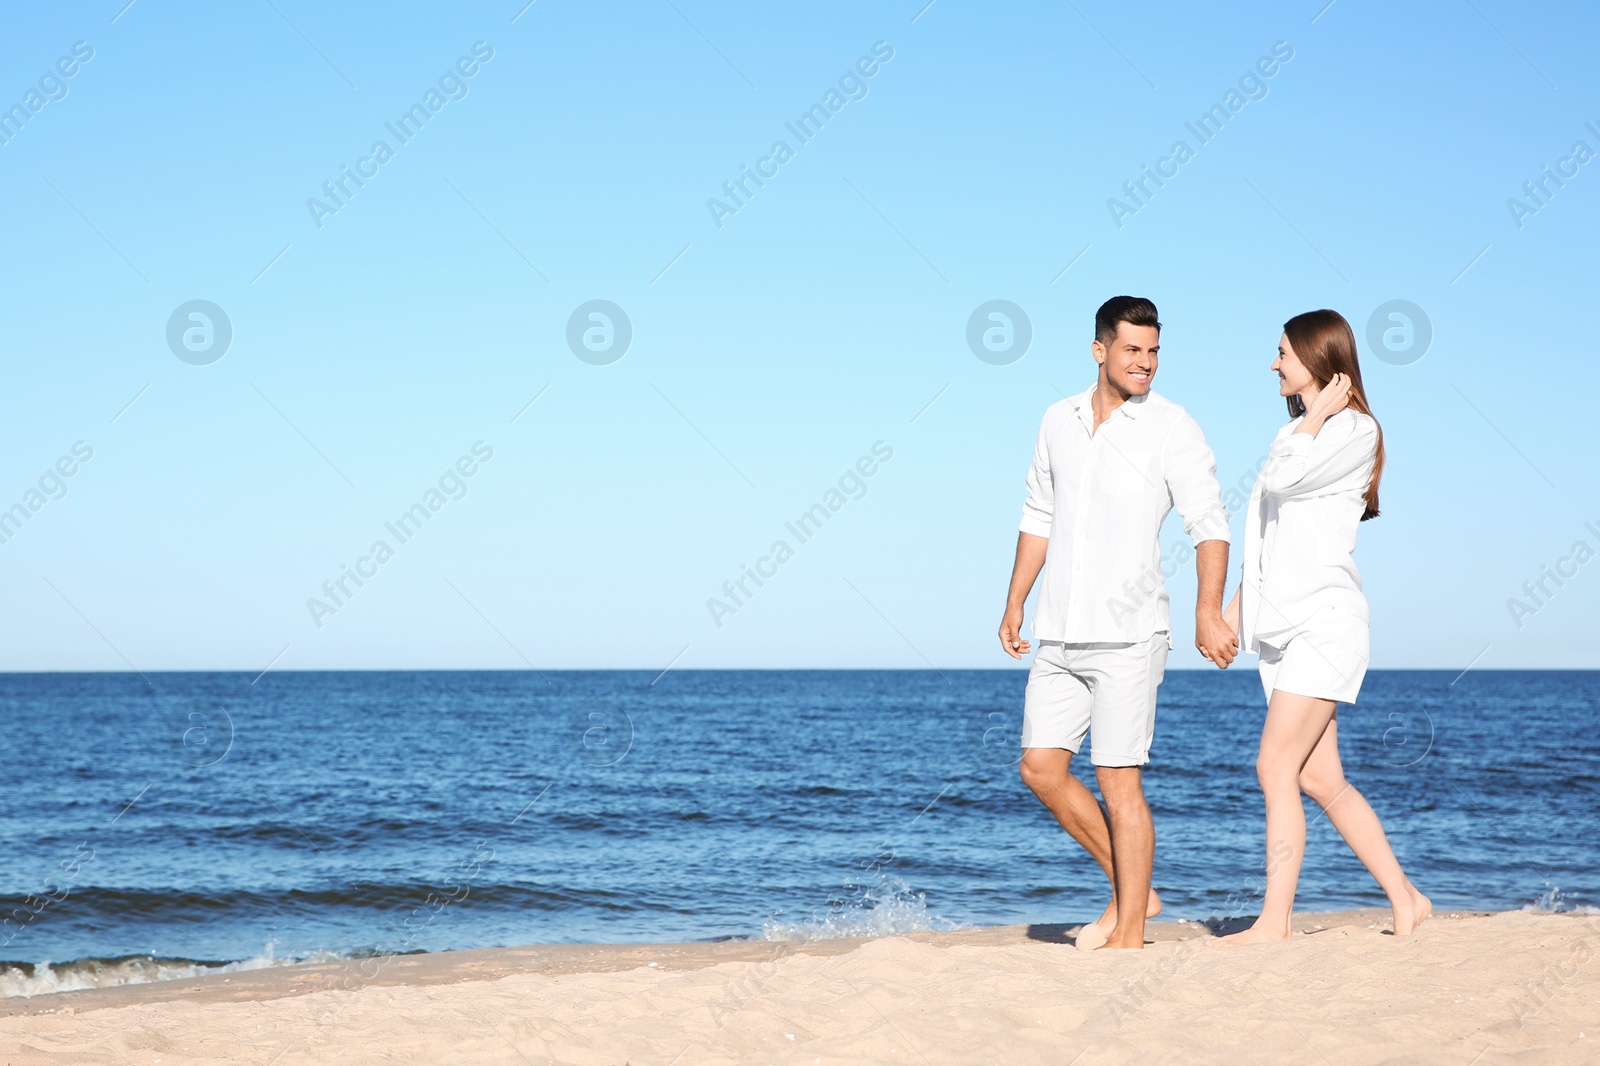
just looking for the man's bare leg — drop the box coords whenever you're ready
[1095,765,1154,950]
[1019,749,1161,937]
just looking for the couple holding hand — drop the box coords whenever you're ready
[999,296,1430,950]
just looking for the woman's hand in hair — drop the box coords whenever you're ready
[1298,372,1352,435]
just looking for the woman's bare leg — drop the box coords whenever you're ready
[1214,690,1337,945]
[1296,717,1432,935]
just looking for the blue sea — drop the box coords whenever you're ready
[2,669,1595,997]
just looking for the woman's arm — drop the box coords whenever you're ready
[1257,378,1376,498]
[1295,372,1352,439]
[1258,418,1376,498]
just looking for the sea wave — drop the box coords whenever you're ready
[5,881,639,922]
[759,875,966,941]
[1522,883,1599,916]
[0,942,349,999]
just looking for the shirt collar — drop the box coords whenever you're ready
[1069,384,1148,425]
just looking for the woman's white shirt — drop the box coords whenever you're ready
[1240,409,1378,652]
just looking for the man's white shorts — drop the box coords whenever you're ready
[1021,632,1169,767]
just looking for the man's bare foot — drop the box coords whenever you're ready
[1210,916,1291,947]
[1073,923,1108,952]
[1078,889,1161,951]
[1094,933,1146,951]
[1091,888,1162,936]
[1391,884,1431,936]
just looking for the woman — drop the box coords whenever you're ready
[1214,309,1430,945]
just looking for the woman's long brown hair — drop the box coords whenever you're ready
[1282,309,1384,521]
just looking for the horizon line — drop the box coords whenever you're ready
[0,666,1592,675]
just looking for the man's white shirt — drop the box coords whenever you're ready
[1020,385,1229,645]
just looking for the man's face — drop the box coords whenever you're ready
[1094,323,1159,397]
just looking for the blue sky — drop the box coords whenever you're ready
[0,0,1594,672]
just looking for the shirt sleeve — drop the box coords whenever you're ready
[1257,413,1377,498]
[1164,412,1230,545]
[1019,412,1053,538]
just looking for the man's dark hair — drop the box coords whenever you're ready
[1094,296,1160,347]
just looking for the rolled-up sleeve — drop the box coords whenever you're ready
[1258,415,1377,498]
[1019,414,1053,538]
[1164,413,1230,545]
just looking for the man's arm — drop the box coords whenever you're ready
[1004,411,1054,660]
[1162,413,1236,669]
[999,532,1048,659]
[1194,539,1238,667]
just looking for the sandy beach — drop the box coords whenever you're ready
[0,909,1593,1064]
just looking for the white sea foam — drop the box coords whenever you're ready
[759,875,967,942]
[1521,884,1599,916]
[0,942,350,999]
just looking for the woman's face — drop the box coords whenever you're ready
[1271,332,1316,398]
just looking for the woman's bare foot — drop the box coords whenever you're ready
[1211,915,1291,947]
[1391,884,1431,936]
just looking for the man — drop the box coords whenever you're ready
[999,295,1236,951]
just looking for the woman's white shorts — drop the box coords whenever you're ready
[1257,608,1370,705]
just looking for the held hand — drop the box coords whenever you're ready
[998,606,1031,660]
[1304,372,1352,424]
[1195,611,1240,669]
[1222,594,1240,635]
